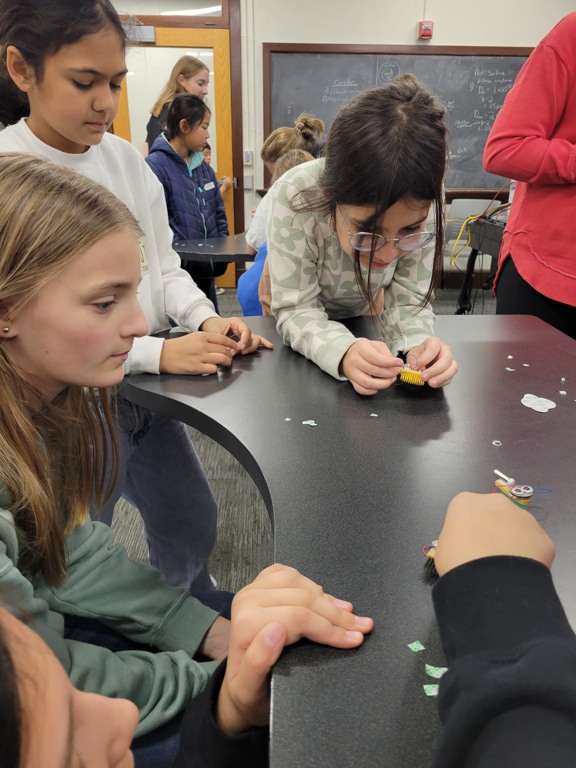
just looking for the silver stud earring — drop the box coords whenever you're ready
[3,327,9,333]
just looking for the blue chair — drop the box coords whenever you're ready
[237,242,267,316]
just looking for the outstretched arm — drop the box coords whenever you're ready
[432,492,576,768]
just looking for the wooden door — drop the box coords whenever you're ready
[114,27,236,286]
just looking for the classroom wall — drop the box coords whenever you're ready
[240,0,574,227]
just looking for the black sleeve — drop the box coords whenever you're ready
[431,556,576,768]
[173,660,269,768]
[146,107,167,148]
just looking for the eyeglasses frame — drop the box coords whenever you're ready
[336,204,434,254]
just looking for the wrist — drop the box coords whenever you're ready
[158,338,170,373]
[200,317,223,333]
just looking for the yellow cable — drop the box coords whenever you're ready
[448,205,508,266]
[449,215,476,266]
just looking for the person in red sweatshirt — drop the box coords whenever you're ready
[483,13,576,339]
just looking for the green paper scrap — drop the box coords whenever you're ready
[370,413,378,417]
[408,640,425,652]
[505,367,515,372]
[302,420,318,427]
[425,663,448,679]
[423,684,439,697]
[284,417,291,422]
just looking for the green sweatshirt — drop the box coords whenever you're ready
[0,486,220,736]
[267,158,437,380]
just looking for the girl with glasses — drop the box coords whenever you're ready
[266,74,458,395]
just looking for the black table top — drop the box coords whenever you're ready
[173,232,253,263]
[122,315,576,767]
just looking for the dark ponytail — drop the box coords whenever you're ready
[165,93,210,141]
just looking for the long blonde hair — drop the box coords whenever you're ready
[261,113,324,164]
[150,55,209,117]
[0,153,142,586]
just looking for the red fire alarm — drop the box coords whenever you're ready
[418,21,433,39]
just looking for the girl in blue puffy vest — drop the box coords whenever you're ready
[146,94,228,311]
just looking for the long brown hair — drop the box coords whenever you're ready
[151,55,209,117]
[261,113,324,164]
[293,74,446,314]
[0,153,142,586]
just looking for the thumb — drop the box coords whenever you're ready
[225,622,288,729]
[234,622,287,688]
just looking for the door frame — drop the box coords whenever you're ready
[116,0,244,239]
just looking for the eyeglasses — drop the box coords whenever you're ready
[337,205,435,253]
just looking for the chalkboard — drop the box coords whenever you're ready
[264,46,532,193]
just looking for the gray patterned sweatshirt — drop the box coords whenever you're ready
[267,158,437,380]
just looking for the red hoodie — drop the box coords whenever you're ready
[483,13,576,306]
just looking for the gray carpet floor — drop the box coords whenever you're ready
[111,284,495,592]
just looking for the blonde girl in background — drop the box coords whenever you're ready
[238,148,314,315]
[266,75,458,395]
[246,112,324,255]
[144,54,210,156]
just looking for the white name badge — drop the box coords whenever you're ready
[204,181,215,191]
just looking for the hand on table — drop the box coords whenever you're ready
[216,564,374,735]
[201,316,274,356]
[341,339,403,395]
[406,337,458,388]
[159,332,237,374]
[434,492,556,578]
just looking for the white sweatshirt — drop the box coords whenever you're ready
[0,120,220,373]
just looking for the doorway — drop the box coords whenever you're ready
[114,26,237,286]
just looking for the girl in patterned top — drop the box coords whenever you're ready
[266,74,458,395]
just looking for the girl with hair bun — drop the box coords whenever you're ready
[246,113,324,255]
[239,148,315,315]
[260,112,324,173]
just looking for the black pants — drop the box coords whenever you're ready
[496,255,576,340]
[183,259,228,314]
